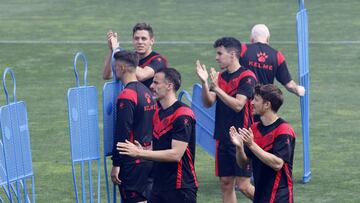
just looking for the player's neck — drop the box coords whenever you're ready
[138,49,152,59]
[227,61,241,73]
[122,73,138,86]
[159,93,177,109]
[260,112,279,126]
[254,39,268,44]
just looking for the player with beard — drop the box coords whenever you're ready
[117,68,198,203]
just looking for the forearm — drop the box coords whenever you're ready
[135,66,154,81]
[103,50,113,80]
[201,81,216,107]
[138,148,183,162]
[235,146,250,168]
[285,80,301,96]
[213,87,244,112]
[248,143,284,171]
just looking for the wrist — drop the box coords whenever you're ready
[247,142,256,150]
[135,148,142,158]
[236,145,243,151]
[211,85,219,93]
[112,46,119,51]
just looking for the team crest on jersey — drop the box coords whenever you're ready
[163,118,169,126]
[229,79,238,90]
[119,102,124,109]
[184,118,189,125]
[246,78,252,85]
[257,52,268,63]
[144,92,152,104]
[157,57,162,62]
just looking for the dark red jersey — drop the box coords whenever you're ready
[240,42,292,86]
[246,118,296,203]
[152,101,198,192]
[214,67,257,144]
[139,51,168,88]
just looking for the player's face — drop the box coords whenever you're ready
[132,30,154,56]
[150,72,171,101]
[252,94,267,115]
[215,46,232,70]
[114,61,126,80]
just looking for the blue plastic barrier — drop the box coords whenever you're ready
[0,68,35,202]
[296,0,311,183]
[67,52,101,202]
[178,84,216,157]
[102,49,123,203]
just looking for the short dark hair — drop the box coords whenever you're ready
[254,84,284,112]
[133,22,154,38]
[213,37,242,59]
[156,68,181,91]
[113,50,139,68]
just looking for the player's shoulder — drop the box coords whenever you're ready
[173,101,195,120]
[147,51,168,67]
[240,43,250,57]
[118,86,138,104]
[149,51,166,60]
[275,118,296,137]
[239,67,257,80]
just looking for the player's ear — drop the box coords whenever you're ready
[250,36,254,43]
[231,50,237,59]
[167,82,174,91]
[264,100,271,110]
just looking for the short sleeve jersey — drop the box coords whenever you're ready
[139,51,168,88]
[245,118,296,203]
[152,101,198,192]
[112,81,156,166]
[214,67,257,144]
[240,42,292,85]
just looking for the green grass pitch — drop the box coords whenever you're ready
[0,0,359,202]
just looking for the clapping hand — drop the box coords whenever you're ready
[209,67,219,90]
[195,60,209,84]
[237,128,254,147]
[107,30,119,50]
[229,126,243,148]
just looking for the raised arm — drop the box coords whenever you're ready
[195,60,216,107]
[102,31,120,80]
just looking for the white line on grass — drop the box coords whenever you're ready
[0,40,360,45]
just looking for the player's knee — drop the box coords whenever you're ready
[220,177,234,191]
[236,183,250,193]
[235,179,254,199]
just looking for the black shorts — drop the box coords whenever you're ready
[149,188,197,203]
[119,187,146,203]
[215,140,252,177]
[119,177,153,203]
[119,161,153,202]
